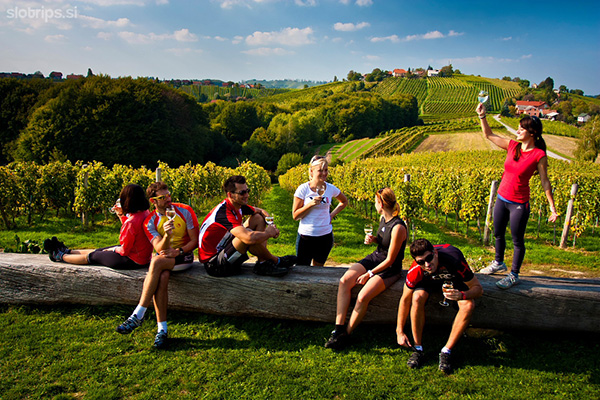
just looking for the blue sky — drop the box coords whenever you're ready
[1,0,599,95]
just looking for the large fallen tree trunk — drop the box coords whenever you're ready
[1,253,599,332]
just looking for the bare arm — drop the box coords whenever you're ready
[537,156,559,222]
[477,103,509,150]
[444,275,484,301]
[330,191,348,220]
[356,223,407,285]
[292,196,319,221]
[230,224,277,246]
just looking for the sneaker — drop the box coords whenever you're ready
[479,260,507,274]
[116,315,143,334]
[52,236,71,254]
[407,349,424,369]
[439,352,452,374]
[253,260,288,277]
[49,249,65,262]
[278,255,298,269]
[153,330,168,349]
[496,273,519,290]
[324,330,349,350]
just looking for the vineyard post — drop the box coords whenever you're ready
[155,167,161,183]
[483,180,499,245]
[81,164,89,228]
[404,174,413,241]
[560,183,579,249]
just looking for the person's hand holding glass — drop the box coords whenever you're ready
[363,223,374,245]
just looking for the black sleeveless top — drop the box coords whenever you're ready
[376,215,407,269]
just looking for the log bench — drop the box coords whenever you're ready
[1,253,599,332]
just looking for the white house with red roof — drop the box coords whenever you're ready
[515,100,554,117]
[393,68,407,77]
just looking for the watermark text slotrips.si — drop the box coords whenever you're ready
[6,6,78,23]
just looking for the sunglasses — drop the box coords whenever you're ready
[151,192,170,201]
[415,252,434,266]
[232,189,250,195]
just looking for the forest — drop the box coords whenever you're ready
[0,76,419,171]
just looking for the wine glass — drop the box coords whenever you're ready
[364,223,373,244]
[165,207,176,221]
[265,216,274,225]
[440,281,454,307]
[478,90,489,104]
[316,184,325,196]
[109,199,121,214]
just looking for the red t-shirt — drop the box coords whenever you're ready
[198,199,256,262]
[497,140,546,203]
[115,210,153,265]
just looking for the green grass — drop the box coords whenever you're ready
[2,186,600,398]
[1,304,598,399]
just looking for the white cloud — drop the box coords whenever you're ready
[241,47,294,56]
[372,30,463,43]
[44,34,66,43]
[76,0,147,5]
[447,55,532,65]
[97,32,113,40]
[166,47,203,56]
[501,36,512,41]
[232,35,244,44]
[356,0,373,6]
[370,35,400,43]
[213,36,228,42]
[79,15,131,29]
[246,27,314,46]
[173,28,198,42]
[295,0,316,5]
[117,28,198,44]
[364,54,379,61]
[333,22,370,32]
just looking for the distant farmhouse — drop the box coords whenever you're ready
[515,100,558,119]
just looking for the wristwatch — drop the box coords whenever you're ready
[368,270,374,278]
[178,248,184,256]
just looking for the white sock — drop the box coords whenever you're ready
[132,305,147,320]
[441,347,452,354]
[158,321,168,333]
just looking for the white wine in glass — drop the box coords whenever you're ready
[316,184,325,196]
[109,199,121,214]
[440,281,453,307]
[265,216,274,225]
[165,207,177,221]
[478,90,489,104]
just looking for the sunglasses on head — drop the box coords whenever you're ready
[151,192,170,201]
[415,252,434,266]
[232,189,250,195]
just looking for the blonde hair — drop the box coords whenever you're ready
[308,155,328,179]
[376,187,400,216]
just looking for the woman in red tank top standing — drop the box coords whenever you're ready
[476,104,559,289]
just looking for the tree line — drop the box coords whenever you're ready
[0,76,419,171]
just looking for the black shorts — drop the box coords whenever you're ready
[358,252,403,288]
[204,232,248,277]
[87,246,148,270]
[295,232,334,265]
[413,278,469,295]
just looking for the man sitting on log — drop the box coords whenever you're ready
[115,181,199,349]
[198,175,296,277]
[396,239,483,374]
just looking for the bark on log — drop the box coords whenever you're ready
[1,254,599,332]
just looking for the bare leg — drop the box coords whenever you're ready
[138,256,175,308]
[410,291,429,346]
[444,299,475,350]
[61,249,93,265]
[334,264,364,325]
[154,270,171,324]
[346,276,387,334]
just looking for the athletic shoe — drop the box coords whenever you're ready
[253,260,288,277]
[116,315,143,334]
[49,249,65,262]
[407,349,424,369]
[496,273,519,290]
[439,352,452,374]
[479,260,507,274]
[324,330,349,350]
[153,330,168,349]
[52,236,71,254]
[278,255,298,269]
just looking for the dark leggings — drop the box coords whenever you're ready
[493,198,530,274]
[87,246,148,270]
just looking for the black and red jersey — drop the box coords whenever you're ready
[405,244,474,289]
